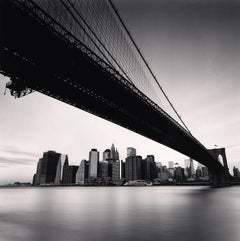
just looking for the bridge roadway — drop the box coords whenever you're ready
[0,0,229,184]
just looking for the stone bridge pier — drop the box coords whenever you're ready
[208,148,230,187]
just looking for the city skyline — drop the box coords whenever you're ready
[2,143,240,186]
[31,147,210,187]
[0,0,240,184]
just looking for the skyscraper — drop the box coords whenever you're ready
[168,161,174,169]
[98,161,109,178]
[42,151,61,184]
[156,162,162,169]
[33,157,43,185]
[175,166,185,183]
[147,155,157,180]
[189,158,195,176]
[125,155,142,181]
[195,166,202,180]
[54,154,68,184]
[202,166,209,180]
[89,148,99,180]
[127,147,136,157]
[76,160,89,184]
[184,158,195,178]
[121,160,125,179]
[109,144,119,161]
[110,144,116,160]
[62,165,78,184]
[33,150,62,185]
[102,149,111,161]
[233,167,240,180]
[112,161,121,185]
[115,148,119,161]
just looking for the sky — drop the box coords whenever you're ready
[0,0,240,184]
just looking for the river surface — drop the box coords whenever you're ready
[0,186,240,241]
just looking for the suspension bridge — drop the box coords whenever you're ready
[0,0,230,186]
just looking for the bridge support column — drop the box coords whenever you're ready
[208,148,230,187]
[209,170,230,187]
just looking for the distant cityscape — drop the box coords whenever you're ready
[2,144,239,187]
[11,143,235,187]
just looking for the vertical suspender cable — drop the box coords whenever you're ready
[108,0,192,134]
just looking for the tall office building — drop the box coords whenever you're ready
[233,167,240,180]
[62,165,78,184]
[184,158,195,178]
[168,161,174,169]
[110,144,116,160]
[41,150,61,184]
[125,155,142,181]
[184,159,190,168]
[109,144,119,161]
[89,148,99,179]
[168,161,174,178]
[54,154,68,184]
[175,166,185,183]
[202,166,209,180]
[115,148,119,161]
[142,155,157,181]
[102,149,111,161]
[195,166,202,180]
[98,161,109,178]
[33,150,62,185]
[189,158,195,176]
[184,159,191,177]
[33,157,43,185]
[121,160,125,179]
[127,147,136,157]
[76,160,89,184]
[156,162,162,169]
[112,161,121,184]
[148,155,157,180]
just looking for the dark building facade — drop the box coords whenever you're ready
[125,156,142,181]
[98,161,109,178]
[142,155,157,181]
[112,161,121,184]
[175,167,185,183]
[33,151,61,185]
[233,166,240,180]
[121,160,125,179]
[62,165,79,184]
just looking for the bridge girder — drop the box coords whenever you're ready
[0,0,230,185]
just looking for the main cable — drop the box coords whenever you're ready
[108,0,192,134]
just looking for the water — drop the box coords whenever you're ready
[0,186,240,241]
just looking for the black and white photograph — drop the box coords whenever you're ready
[0,0,240,240]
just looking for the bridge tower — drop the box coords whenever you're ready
[208,148,230,187]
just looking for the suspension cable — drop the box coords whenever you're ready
[60,0,115,70]
[108,0,192,134]
[65,0,133,84]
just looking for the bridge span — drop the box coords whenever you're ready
[0,0,230,186]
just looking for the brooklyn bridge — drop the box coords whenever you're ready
[0,0,230,186]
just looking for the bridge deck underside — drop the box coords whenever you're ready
[0,1,225,173]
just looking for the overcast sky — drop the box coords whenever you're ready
[0,0,240,184]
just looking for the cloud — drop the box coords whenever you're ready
[0,156,36,166]
[226,145,240,150]
[0,165,8,168]
[0,145,40,158]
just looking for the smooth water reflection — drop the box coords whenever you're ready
[0,186,240,241]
